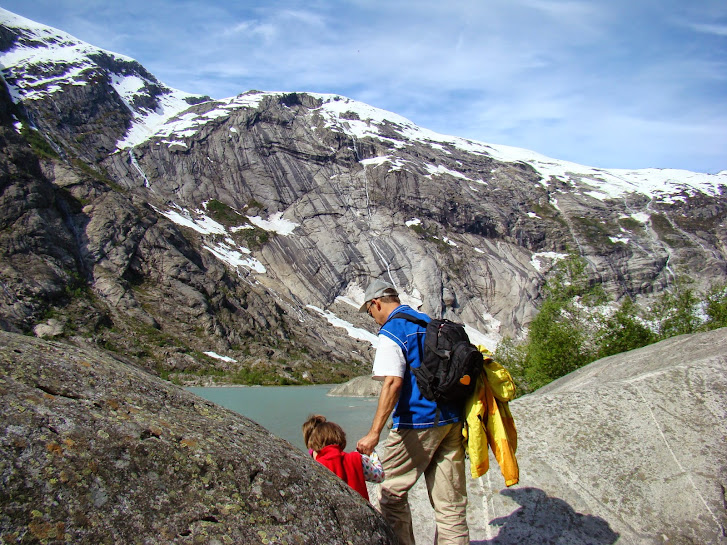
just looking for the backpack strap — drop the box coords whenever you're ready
[392,313,452,359]
[390,312,428,329]
[390,312,440,403]
[389,312,432,359]
[382,312,442,422]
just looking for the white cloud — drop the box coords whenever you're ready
[512,0,607,26]
[684,22,727,37]
[225,20,278,42]
[276,9,326,27]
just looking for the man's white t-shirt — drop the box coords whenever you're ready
[372,336,406,380]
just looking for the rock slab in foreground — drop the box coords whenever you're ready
[0,332,396,545]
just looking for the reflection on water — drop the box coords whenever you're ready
[188,384,378,452]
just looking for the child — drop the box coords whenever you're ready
[302,414,384,501]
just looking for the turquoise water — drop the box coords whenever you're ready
[188,385,379,452]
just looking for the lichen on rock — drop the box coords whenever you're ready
[0,331,396,544]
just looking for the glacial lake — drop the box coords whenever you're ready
[188,385,379,452]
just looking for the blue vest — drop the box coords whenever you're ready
[379,305,463,429]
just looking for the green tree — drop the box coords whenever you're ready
[595,297,656,359]
[651,278,701,338]
[520,253,603,390]
[495,266,726,396]
[494,336,529,394]
[544,252,592,301]
[702,282,727,330]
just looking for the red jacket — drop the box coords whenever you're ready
[315,445,369,500]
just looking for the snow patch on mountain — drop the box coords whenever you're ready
[117,90,202,149]
[306,305,379,347]
[204,241,266,274]
[247,213,299,236]
[318,95,727,200]
[424,163,472,181]
[2,7,724,204]
[531,251,569,273]
[148,205,298,274]
[0,8,105,101]
[465,324,499,352]
[630,212,651,224]
[150,204,268,274]
[203,351,237,363]
[153,206,227,236]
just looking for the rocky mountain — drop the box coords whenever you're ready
[1,7,726,382]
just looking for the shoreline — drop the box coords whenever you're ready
[184,382,339,390]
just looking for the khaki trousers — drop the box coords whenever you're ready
[378,422,469,545]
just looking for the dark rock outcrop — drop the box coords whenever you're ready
[0,331,395,544]
[0,75,83,333]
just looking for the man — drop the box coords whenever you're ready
[356,279,469,545]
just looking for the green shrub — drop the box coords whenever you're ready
[71,158,113,185]
[494,336,528,393]
[543,252,606,305]
[206,199,242,226]
[702,282,727,330]
[650,214,692,248]
[20,125,59,159]
[523,298,595,390]
[595,297,656,359]
[232,226,270,250]
[650,278,701,338]
[617,217,644,233]
[572,216,617,249]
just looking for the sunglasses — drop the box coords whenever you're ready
[366,299,378,316]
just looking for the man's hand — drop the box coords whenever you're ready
[356,431,379,455]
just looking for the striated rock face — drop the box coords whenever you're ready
[0,331,396,544]
[393,327,727,544]
[0,69,371,382]
[503,326,727,544]
[1,8,726,382]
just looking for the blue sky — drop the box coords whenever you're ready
[3,0,726,173]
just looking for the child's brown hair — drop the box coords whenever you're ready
[302,414,347,452]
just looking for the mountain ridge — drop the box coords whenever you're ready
[1,7,726,383]
[3,7,724,181]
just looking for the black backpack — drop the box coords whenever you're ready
[391,313,484,404]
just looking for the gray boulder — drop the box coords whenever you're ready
[507,326,727,544]
[32,318,65,338]
[328,376,382,397]
[0,331,395,545]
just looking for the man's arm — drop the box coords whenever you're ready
[356,375,403,455]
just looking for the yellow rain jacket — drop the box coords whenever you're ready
[462,346,519,486]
